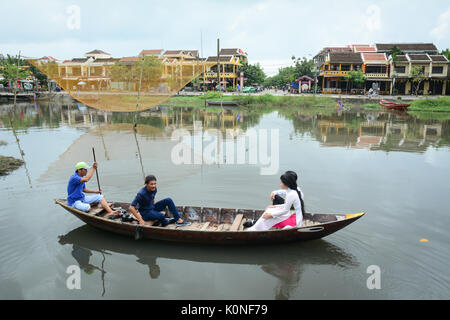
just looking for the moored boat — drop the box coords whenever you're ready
[55,199,365,245]
[380,99,411,110]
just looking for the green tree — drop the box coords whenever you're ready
[409,65,426,95]
[388,46,403,64]
[238,62,266,85]
[441,48,450,60]
[291,56,314,78]
[345,70,366,89]
[0,57,31,85]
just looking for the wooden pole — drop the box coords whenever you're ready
[92,147,101,193]
[13,51,21,107]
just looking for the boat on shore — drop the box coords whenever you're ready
[55,199,365,245]
[380,99,411,110]
[205,100,245,107]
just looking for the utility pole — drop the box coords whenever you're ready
[13,51,21,107]
[217,38,221,93]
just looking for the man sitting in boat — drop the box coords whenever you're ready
[246,172,305,231]
[67,162,120,218]
[129,175,191,227]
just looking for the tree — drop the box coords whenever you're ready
[345,70,366,89]
[0,57,31,85]
[441,48,450,60]
[238,62,266,86]
[409,65,426,95]
[388,46,403,64]
[291,56,314,78]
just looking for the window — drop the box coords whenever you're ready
[432,66,443,74]
[395,66,406,74]
[341,64,351,71]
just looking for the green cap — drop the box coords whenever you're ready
[75,162,89,170]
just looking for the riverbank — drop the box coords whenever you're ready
[0,155,24,176]
[362,97,450,112]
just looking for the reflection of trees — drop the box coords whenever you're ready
[58,225,358,300]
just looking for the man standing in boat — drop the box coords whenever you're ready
[129,175,191,227]
[67,162,120,218]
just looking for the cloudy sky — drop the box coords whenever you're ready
[1,0,449,75]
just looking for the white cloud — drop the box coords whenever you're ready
[430,7,450,40]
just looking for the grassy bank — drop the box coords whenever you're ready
[409,97,450,112]
[164,93,339,108]
[0,155,24,176]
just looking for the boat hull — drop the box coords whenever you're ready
[380,99,410,110]
[56,200,364,245]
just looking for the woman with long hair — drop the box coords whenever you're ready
[247,172,305,231]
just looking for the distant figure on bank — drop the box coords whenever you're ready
[129,175,191,227]
[246,172,305,231]
[67,162,120,218]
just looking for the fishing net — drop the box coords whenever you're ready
[27,53,216,112]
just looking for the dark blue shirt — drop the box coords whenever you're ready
[67,173,86,206]
[131,187,157,212]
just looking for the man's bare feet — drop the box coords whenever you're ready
[104,210,121,218]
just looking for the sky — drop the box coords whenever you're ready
[1,0,449,76]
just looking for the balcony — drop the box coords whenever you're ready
[365,73,389,78]
[204,72,237,78]
[320,70,350,77]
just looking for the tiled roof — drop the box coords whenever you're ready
[140,49,163,56]
[70,58,89,63]
[395,55,409,62]
[375,43,438,52]
[86,49,110,55]
[429,55,448,62]
[120,57,140,62]
[219,48,247,56]
[163,50,184,55]
[352,45,376,52]
[362,53,387,62]
[206,56,234,62]
[408,54,431,61]
[329,52,363,64]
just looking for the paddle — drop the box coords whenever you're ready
[92,147,101,194]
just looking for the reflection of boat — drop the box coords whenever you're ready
[59,224,358,267]
[205,100,245,107]
[55,199,365,245]
[380,99,410,110]
[59,225,358,299]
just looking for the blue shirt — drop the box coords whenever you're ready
[67,173,86,206]
[131,187,157,212]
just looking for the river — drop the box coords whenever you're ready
[0,101,449,299]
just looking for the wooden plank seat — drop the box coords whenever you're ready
[229,214,244,231]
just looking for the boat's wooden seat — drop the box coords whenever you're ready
[229,214,244,231]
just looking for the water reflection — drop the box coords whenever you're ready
[58,225,358,300]
[1,102,449,154]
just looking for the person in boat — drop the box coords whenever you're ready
[129,175,191,227]
[246,172,305,231]
[67,162,120,218]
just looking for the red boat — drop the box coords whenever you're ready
[380,99,410,110]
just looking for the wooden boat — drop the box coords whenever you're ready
[55,199,365,245]
[380,99,411,110]
[205,100,245,107]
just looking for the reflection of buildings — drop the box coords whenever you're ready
[312,112,445,153]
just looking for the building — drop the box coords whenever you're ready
[317,52,363,94]
[314,42,449,95]
[389,53,449,95]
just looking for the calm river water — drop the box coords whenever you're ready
[0,101,449,299]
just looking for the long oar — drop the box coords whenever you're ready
[92,147,101,193]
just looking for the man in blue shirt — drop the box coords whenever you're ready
[129,175,191,227]
[67,161,120,218]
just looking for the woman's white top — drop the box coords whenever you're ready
[271,188,304,226]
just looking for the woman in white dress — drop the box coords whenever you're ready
[247,172,305,231]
